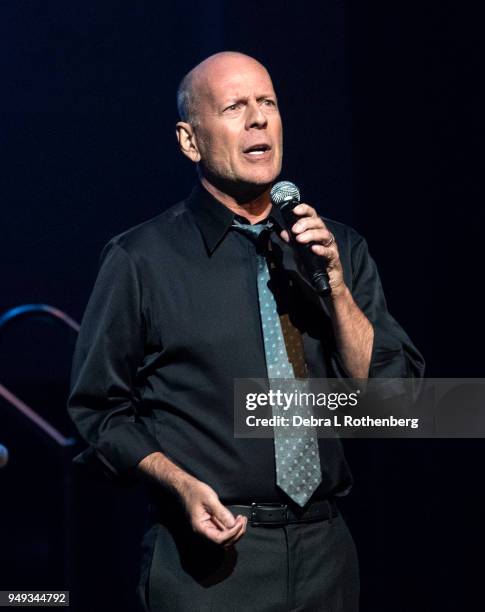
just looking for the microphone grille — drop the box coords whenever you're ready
[270,181,300,206]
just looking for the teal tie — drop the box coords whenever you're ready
[232,219,322,507]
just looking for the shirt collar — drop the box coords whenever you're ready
[186,182,278,254]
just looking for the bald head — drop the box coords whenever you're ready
[176,52,271,126]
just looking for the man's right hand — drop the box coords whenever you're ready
[137,451,247,548]
[177,477,247,548]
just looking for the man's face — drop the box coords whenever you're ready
[191,57,283,190]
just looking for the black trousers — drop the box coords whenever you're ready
[137,505,359,612]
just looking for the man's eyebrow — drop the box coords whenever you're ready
[220,95,247,105]
[220,93,277,106]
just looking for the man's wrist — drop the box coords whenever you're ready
[137,451,196,495]
[328,283,351,303]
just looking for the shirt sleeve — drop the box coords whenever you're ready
[348,234,425,378]
[67,241,161,482]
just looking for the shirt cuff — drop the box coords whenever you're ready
[73,423,161,484]
[369,323,406,378]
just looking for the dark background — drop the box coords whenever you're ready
[1,1,483,610]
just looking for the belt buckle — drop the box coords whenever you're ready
[250,503,288,526]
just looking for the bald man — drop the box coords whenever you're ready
[68,52,424,611]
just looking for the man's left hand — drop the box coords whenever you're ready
[279,203,346,297]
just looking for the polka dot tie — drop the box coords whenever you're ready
[232,220,322,507]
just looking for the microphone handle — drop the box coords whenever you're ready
[280,200,332,296]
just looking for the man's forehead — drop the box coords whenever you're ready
[193,55,275,104]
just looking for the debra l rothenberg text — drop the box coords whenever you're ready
[246,414,420,430]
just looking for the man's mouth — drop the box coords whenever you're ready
[243,144,272,157]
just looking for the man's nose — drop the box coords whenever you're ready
[245,101,268,129]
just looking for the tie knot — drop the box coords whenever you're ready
[231,219,273,242]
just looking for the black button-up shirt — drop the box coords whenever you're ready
[68,183,425,503]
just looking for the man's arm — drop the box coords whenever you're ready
[68,241,161,478]
[280,203,424,379]
[137,452,246,547]
[280,204,374,378]
[327,286,374,378]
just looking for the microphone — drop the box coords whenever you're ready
[270,181,331,296]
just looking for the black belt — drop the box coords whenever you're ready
[227,499,338,527]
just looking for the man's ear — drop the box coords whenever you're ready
[176,122,201,163]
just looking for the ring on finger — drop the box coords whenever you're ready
[322,233,335,247]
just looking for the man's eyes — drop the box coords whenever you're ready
[223,99,277,112]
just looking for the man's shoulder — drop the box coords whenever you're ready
[104,198,191,258]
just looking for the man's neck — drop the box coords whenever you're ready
[200,176,272,224]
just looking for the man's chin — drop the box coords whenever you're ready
[230,177,277,202]
[202,168,280,202]
[236,167,282,191]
